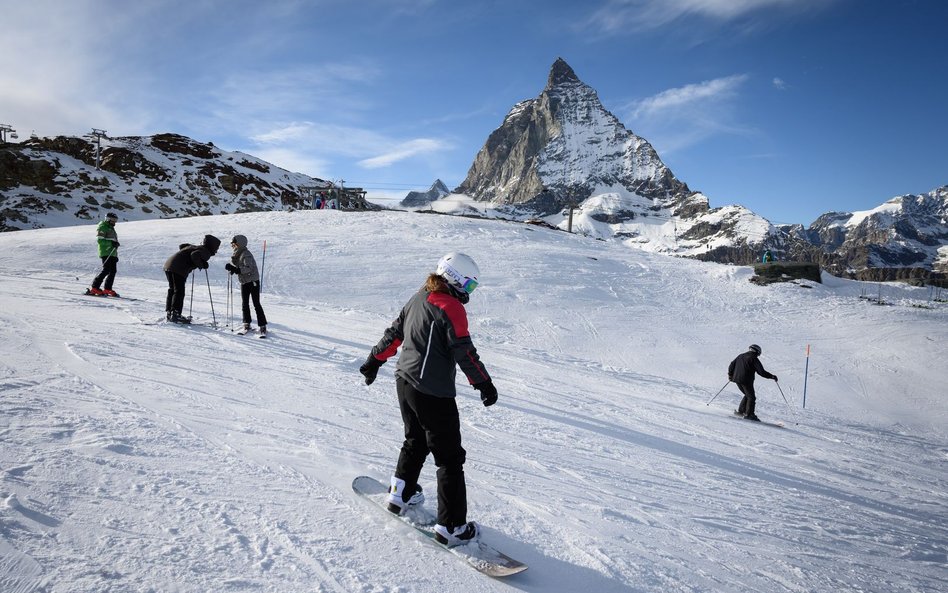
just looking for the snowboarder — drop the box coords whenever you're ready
[728,344,778,421]
[359,252,497,547]
[224,235,267,336]
[88,212,121,296]
[162,235,221,323]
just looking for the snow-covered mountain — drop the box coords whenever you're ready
[453,59,788,262]
[794,186,948,277]
[0,133,330,231]
[452,59,947,277]
[400,179,450,208]
[1,210,945,592]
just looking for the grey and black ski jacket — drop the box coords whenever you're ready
[728,351,775,385]
[230,246,260,285]
[370,288,491,398]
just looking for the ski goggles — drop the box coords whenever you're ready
[442,264,479,294]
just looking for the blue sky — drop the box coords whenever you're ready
[2,0,946,225]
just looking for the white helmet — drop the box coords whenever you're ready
[436,252,480,295]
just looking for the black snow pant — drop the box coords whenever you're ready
[92,256,118,290]
[240,280,268,327]
[165,271,188,317]
[394,377,467,529]
[736,382,757,417]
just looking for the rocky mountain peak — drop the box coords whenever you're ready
[547,57,580,89]
[456,58,692,215]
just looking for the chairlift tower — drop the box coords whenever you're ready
[0,124,18,143]
[87,128,108,169]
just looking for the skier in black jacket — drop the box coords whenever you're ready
[360,252,496,547]
[728,344,778,421]
[162,235,221,323]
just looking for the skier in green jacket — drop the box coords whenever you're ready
[88,212,120,296]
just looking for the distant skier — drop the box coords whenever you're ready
[224,234,267,336]
[359,252,497,547]
[728,344,778,422]
[88,212,120,296]
[762,250,774,263]
[162,235,221,323]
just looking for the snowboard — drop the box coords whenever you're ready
[732,410,784,428]
[351,476,527,578]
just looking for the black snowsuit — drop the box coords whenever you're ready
[368,286,491,530]
[163,235,221,319]
[728,351,776,418]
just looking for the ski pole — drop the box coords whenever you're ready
[802,344,811,409]
[260,240,267,293]
[205,269,217,327]
[706,381,730,405]
[774,380,799,425]
[188,271,195,319]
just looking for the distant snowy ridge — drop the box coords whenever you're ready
[0,133,330,231]
[400,179,450,208]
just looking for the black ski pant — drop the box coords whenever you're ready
[736,382,757,417]
[394,377,467,529]
[92,256,118,290]
[240,280,268,327]
[165,271,188,316]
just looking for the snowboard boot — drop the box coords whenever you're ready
[434,522,480,547]
[87,287,105,296]
[385,476,425,514]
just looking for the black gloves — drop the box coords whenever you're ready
[360,355,384,385]
[197,261,209,270]
[112,240,120,247]
[225,263,240,274]
[473,381,498,407]
[773,375,779,382]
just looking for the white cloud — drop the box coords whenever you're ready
[630,74,748,119]
[358,139,450,169]
[772,77,788,90]
[623,75,753,154]
[586,0,834,33]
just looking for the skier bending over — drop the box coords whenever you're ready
[728,344,778,422]
[224,234,268,336]
[359,252,498,547]
[162,234,221,324]
[88,212,120,296]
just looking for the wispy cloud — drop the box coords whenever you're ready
[358,138,450,169]
[622,74,753,154]
[772,77,788,90]
[585,0,834,34]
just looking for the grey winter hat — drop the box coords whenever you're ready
[748,344,762,355]
[231,234,248,248]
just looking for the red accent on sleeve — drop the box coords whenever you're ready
[376,339,402,361]
[427,292,469,337]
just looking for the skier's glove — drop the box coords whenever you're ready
[360,355,384,385]
[225,263,240,274]
[196,261,209,270]
[473,380,498,407]
[773,375,779,382]
[112,240,120,246]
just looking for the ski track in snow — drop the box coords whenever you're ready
[0,210,946,593]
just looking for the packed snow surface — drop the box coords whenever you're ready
[1,210,945,593]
